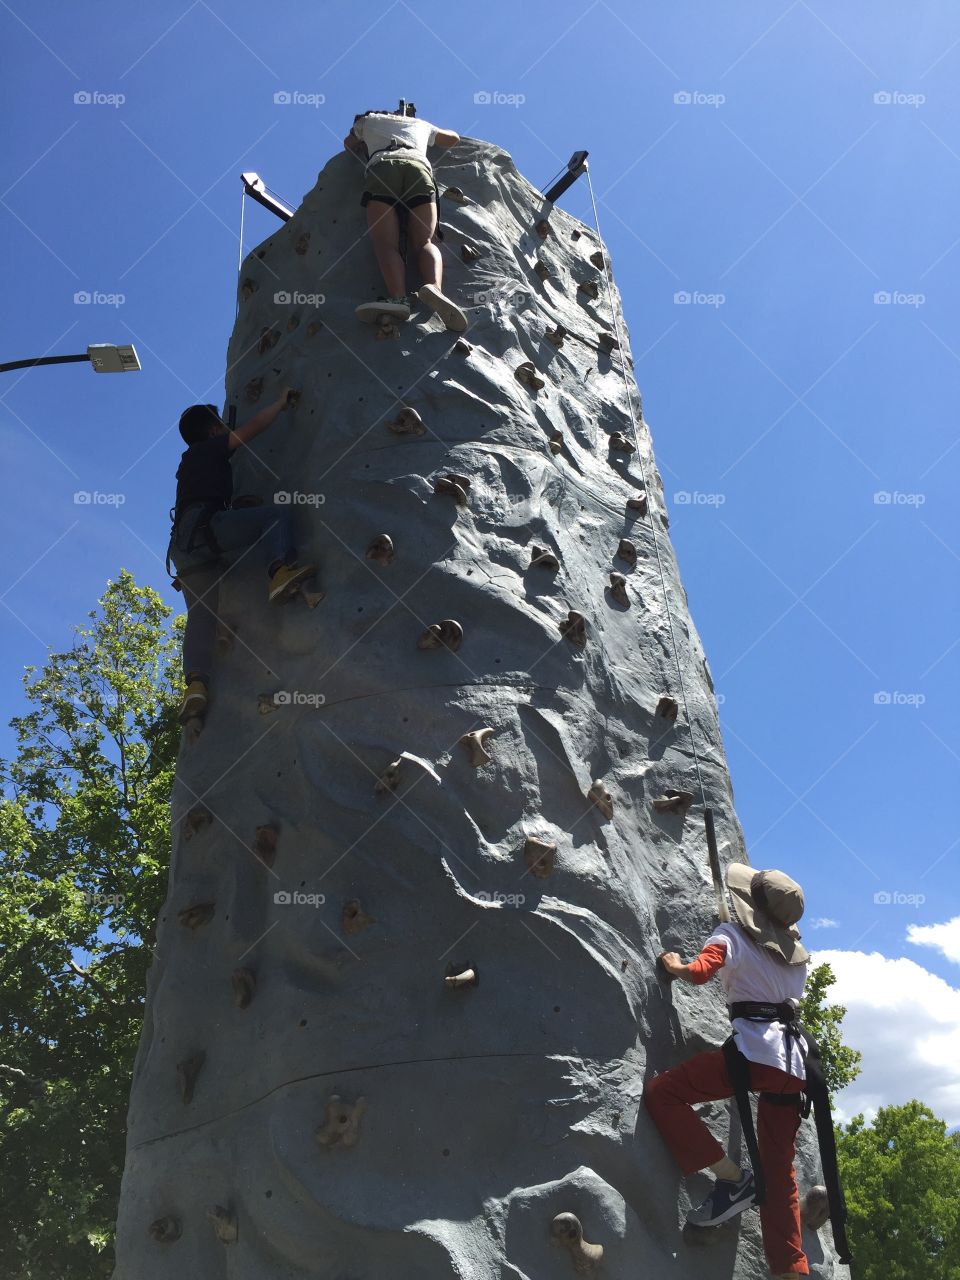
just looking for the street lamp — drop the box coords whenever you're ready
[0,343,141,374]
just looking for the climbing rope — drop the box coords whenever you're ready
[235,185,246,320]
[583,168,709,810]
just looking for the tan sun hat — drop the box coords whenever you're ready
[726,864,810,966]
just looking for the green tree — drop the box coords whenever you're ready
[0,571,181,1278]
[799,961,862,1097]
[837,1101,960,1279]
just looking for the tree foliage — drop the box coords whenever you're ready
[837,1101,960,1279]
[799,961,862,1097]
[0,571,181,1278]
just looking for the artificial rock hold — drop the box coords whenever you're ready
[176,1051,206,1104]
[598,331,618,353]
[366,533,395,565]
[258,692,278,715]
[652,790,695,815]
[549,432,565,456]
[341,899,376,935]
[534,259,551,281]
[589,250,605,269]
[545,324,567,348]
[535,218,551,240]
[800,1185,830,1230]
[609,431,636,454]
[445,964,479,989]
[515,361,546,391]
[550,1212,604,1274]
[459,727,495,766]
[231,967,256,1009]
[529,545,560,571]
[182,807,212,841]
[294,231,311,255]
[609,573,630,607]
[524,836,557,879]
[578,279,600,301]
[387,406,426,436]
[616,538,638,567]
[559,610,587,648]
[434,473,471,505]
[656,695,679,722]
[258,328,280,354]
[375,758,403,794]
[417,619,464,652]
[244,376,264,404]
[461,243,481,263]
[316,1095,366,1148]
[588,781,614,819]
[254,824,279,867]
[443,186,470,204]
[207,1205,238,1244]
[239,277,258,301]
[148,1216,182,1244]
[178,902,215,930]
[627,491,649,515]
[454,338,472,354]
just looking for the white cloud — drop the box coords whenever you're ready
[812,948,960,1128]
[810,917,839,929]
[907,915,960,965]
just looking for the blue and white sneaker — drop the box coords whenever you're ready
[686,1169,756,1226]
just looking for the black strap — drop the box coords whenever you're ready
[168,500,225,579]
[722,1035,767,1207]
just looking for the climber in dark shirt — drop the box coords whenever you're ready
[168,391,315,723]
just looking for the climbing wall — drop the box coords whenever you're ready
[112,137,846,1279]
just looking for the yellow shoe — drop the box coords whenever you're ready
[268,562,317,603]
[178,679,208,723]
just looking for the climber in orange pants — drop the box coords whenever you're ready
[645,866,813,1279]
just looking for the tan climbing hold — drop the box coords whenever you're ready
[315,1094,366,1148]
[558,610,587,648]
[445,964,478,989]
[460,727,495,766]
[530,545,560,571]
[551,1212,603,1274]
[609,573,630,607]
[239,277,258,301]
[549,432,565,456]
[515,361,545,391]
[443,186,470,203]
[176,1050,205,1104]
[258,327,280,354]
[524,836,557,879]
[454,338,473,354]
[417,619,464,652]
[286,388,302,407]
[307,320,323,337]
[366,533,395,565]
[800,1185,830,1229]
[294,231,311,255]
[590,250,605,269]
[244,376,264,403]
[258,692,278,715]
[653,790,695,815]
[215,619,236,655]
[434,473,471,505]
[535,218,551,240]
[627,491,648,515]
[178,901,215,930]
[254,824,279,868]
[656,696,679,722]
[534,259,551,281]
[609,431,636,454]
[578,279,600,301]
[589,781,614,819]
[375,758,403,794]
[341,899,376,936]
[387,406,426,436]
[286,314,300,333]
[461,244,481,263]
[231,967,256,1009]
[545,324,567,348]
[182,807,212,840]
[148,1216,181,1244]
[617,538,638,567]
[598,331,618,353]
[207,1205,238,1243]
[375,314,402,341]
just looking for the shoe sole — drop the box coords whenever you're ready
[687,1193,756,1228]
[356,302,410,323]
[417,285,468,332]
[179,697,207,724]
[269,565,315,603]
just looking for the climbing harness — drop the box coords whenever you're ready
[165,499,227,585]
[722,1003,852,1265]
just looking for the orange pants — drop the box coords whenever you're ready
[644,1049,809,1276]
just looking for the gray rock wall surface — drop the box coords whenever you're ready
[112,136,844,1279]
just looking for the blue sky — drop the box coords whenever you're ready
[1,1,958,1120]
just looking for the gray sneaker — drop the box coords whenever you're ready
[686,1169,756,1227]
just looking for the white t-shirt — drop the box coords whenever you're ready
[351,114,439,172]
[705,922,809,1080]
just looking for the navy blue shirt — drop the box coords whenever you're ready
[175,436,233,510]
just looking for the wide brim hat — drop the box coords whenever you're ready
[726,864,810,966]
